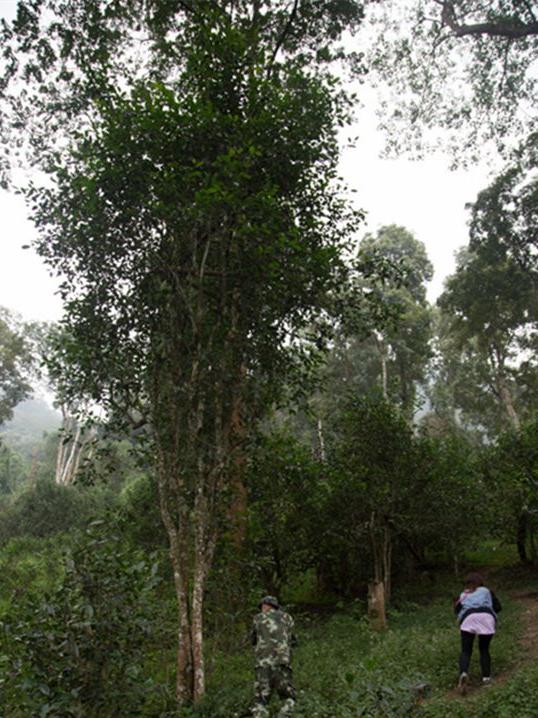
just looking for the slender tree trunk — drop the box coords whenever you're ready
[491,345,520,430]
[228,377,247,549]
[517,512,529,564]
[155,446,194,703]
[60,424,82,485]
[316,417,326,463]
[191,558,206,702]
[382,523,392,605]
[497,377,520,430]
[370,511,382,583]
[375,333,388,400]
[367,581,386,631]
[175,555,194,703]
[56,411,68,482]
[369,512,392,608]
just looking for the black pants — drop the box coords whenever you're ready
[459,631,493,677]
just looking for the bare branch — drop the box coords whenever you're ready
[439,0,538,39]
[268,0,299,68]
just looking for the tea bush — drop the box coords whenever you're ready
[0,519,163,717]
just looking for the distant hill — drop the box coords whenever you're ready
[0,398,61,455]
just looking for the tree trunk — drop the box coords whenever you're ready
[55,411,95,486]
[491,344,520,431]
[316,417,327,463]
[155,452,194,703]
[374,332,388,400]
[228,380,248,549]
[517,512,529,564]
[367,580,387,631]
[497,376,520,430]
[382,523,393,605]
[191,560,206,702]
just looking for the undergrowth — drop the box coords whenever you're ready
[178,581,523,718]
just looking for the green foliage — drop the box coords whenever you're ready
[118,472,167,551]
[484,415,538,562]
[319,225,434,423]
[244,430,323,594]
[331,397,414,532]
[0,480,109,543]
[318,397,415,594]
[0,442,26,494]
[0,520,162,717]
[411,432,485,561]
[437,240,538,436]
[469,132,538,276]
[0,308,33,427]
[0,535,65,616]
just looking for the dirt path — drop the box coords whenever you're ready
[447,589,538,699]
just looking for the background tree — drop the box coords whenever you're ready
[0,307,33,427]
[360,225,433,418]
[411,430,484,572]
[485,416,538,564]
[244,429,322,596]
[438,241,538,436]
[319,225,433,423]
[468,133,538,277]
[329,397,415,603]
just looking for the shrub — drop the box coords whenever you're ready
[0,480,110,542]
[0,520,162,717]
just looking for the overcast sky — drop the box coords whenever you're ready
[0,0,492,323]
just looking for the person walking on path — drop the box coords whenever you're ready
[454,572,502,694]
[251,595,297,717]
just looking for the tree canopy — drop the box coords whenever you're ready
[0,307,33,427]
[362,0,538,161]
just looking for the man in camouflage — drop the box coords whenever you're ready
[251,596,297,717]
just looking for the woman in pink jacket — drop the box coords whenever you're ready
[454,572,502,694]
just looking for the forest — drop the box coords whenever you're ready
[0,1,537,716]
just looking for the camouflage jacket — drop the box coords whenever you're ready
[251,609,297,667]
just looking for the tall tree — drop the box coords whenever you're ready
[0,307,33,427]
[361,226,433,417]
[485,416,538,563]
[322,225,433,420]
[330,396,415,603]
[438,243,538,436]
[2,0,366,704]
[469,132,538,275]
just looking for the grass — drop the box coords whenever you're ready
[465,541,520,569]
[180,563,529,718]
[1,534,535,718]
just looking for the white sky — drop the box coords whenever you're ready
[0,0,492,323]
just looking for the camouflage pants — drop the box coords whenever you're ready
[252,664,296,718]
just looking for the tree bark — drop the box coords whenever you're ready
[497,376,520,431]
[375,333,388,400]
[517,512,529,564]
[368,580,387,631]
[316,417,326,463]
[369,511,393,605]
